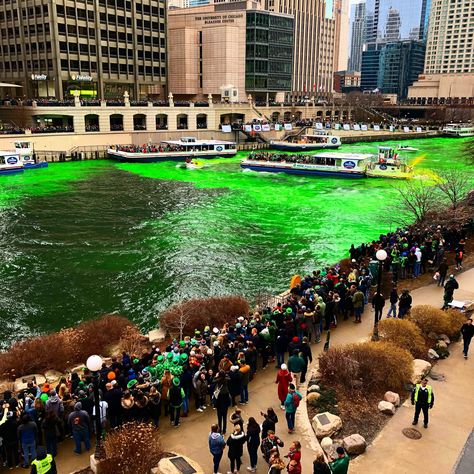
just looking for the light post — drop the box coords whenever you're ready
[372,249,388,341]
[86,354,103,458]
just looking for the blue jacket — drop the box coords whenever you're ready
[209,432,226,455]
[284,391,303,413]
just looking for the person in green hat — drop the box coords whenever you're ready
[167,378,185,427]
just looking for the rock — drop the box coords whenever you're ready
[428,349,440,359]
[307,392,321,405]
[14,374,46,393]
[427,331,438,341]
[148,328,166,343]
[429,371,446,381]
[343,434,367,455]
[378,401,396,415]
[435,343,450,359]
[308,384,320,393]
[44,370,64,384]
[320,437,333,451]
[438,334,450,345]
[383,391,400,407]
[411,359,432,384]
[436,340,448,349]
[155,455,204,474]
[312,412,343,439]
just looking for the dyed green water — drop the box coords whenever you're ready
[0,137,472,348]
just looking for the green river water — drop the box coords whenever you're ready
[0,137,472,348]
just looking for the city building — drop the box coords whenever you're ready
[0,0,167,100]
[348,1,366,72]
[377,40,425,98]
[265,0,340,98]
[334,0,351,73]
[167,1,294,102]
[333,70,361,93]
[364,0,431,46]
[408,0,474,100]
[360,47,381,91]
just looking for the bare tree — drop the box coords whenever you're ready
[161,303,194,341]
[393,180,440,226]
[435,169,471,209]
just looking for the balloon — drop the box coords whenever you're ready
[107,372,116,381]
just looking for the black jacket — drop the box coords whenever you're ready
[226,432,246,459]
[461,323,474,341]
[372,293,385,310]
[411,385,434,407]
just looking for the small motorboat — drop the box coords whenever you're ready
[397,144,419,152]
[177,159,206,170]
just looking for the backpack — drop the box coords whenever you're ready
[292,392,301,408]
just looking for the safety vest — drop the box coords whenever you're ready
[32,454,53,474]
[414,384,432,404]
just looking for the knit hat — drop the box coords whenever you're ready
[292,337,299,343]
[172,377,180,386]
[286,308,292,314]
[281,363,287,370]
[213,327,219,334]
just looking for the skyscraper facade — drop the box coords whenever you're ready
[365,0,430,45]
[0,0,167,100]
[265,0,340,97]
[348,1,366,72]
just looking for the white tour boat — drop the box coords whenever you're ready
[442,123,474,137]
[11,141,48,169]
[107,137,237,162]
[0,151,24,175]
[270,131,341,151]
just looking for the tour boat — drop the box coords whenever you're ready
[0,141,48,170]
[269,131,341,151]
[107,137,237,162]
[397,144,419,152]
[366,146,413,179]
[0,152,24,175]
[442,123,474,137]
[240,152,370,178]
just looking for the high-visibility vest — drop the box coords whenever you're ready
[32,454,53,474]
[414,384,432,404]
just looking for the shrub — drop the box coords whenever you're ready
[444,309,466,340]
[409,305,450,340]
[378,318,427,358]
[100,422,163,474]
[319,341,413,396]
[159,295,250,338]
[0,315,135,379]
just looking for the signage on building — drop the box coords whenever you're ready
[70,74,93,82]
[194,13,243,25]
[31,74,47,81]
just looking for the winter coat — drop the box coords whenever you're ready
[284,391,303,414]
[208,431,226,455]
[167,386,185,408]
[228,370,242,397]
[45,395,64,418]
[104,387,123,414]
[226,431,246,460]
[67,403,90,433]
[17,420,38,445]
[352,291,364,309]
[261,414,278,439]
[287,355,305,374]
[275,370,293,403]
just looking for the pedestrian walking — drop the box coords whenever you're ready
[313,452,332,474]
[245,417,261,473]
[268,452,286,473]
[455,249,463,270]
[284,384,302,434]
[411,377,434,428]
[261,408,278,440]
[398,289,412,318]
[275,364,293,410]
[209,424,226,474]
[226,425,246,474]
[167,377,185,427]
[436,259,448,287]
[67,402,90,455]
[299,337,313,383]
[213,371,231,435]
[352,288,364,323]
[261,430,284,463]
[387,285,398,318]
[287,351,305,389]
[285,441,302,473]
[443,275,459,309]
[461,317,474,359]
[329,446,350,474]
[371,291,385,322]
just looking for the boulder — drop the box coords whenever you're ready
[308,384,320,393]
[378,401,396,415]
[14,374,46,393]
[44,370,64,384]
[411,359,432,384]
[148,328,166,343]
[312,412,343,439]
[436,340,448,350]
[154,456,204,474]
[320,437,333,451]
[428,349,440,360]
[307,392,321,405]
[343,434,367,455]
[383,391,400,407]
[435,343,450,359]
[438,334,450,345]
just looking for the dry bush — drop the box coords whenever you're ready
[444,309,467,340]
[319,341,413,397]
[160,296,250,338]
[0,315,135,379]
[378,318,427,358]
[118,326,149,356]
[100,422,163,474]
[409,305,450,340]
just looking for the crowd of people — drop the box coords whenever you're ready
[0,222,467,472]
[113,143,186,154]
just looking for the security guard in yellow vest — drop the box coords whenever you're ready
[30,447,57,474]
[411,378,434,429]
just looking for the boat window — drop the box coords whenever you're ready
[0,156,5,164]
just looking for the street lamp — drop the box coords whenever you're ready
[86,354,103,459]
[372,249,388,341]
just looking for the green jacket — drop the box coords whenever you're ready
[352,291,364,309]
[330,454,349,474]
[287,354,305,373]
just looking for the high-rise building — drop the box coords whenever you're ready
[0,0,167,100]
[408,0,474,99]
[334,0,351,73]
[365,0,430,45]
[265,0,339,97]
[348,1,366,72]
[360,47,381,91]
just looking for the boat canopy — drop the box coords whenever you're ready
[311,152,373,161]
[162,138,235,146]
